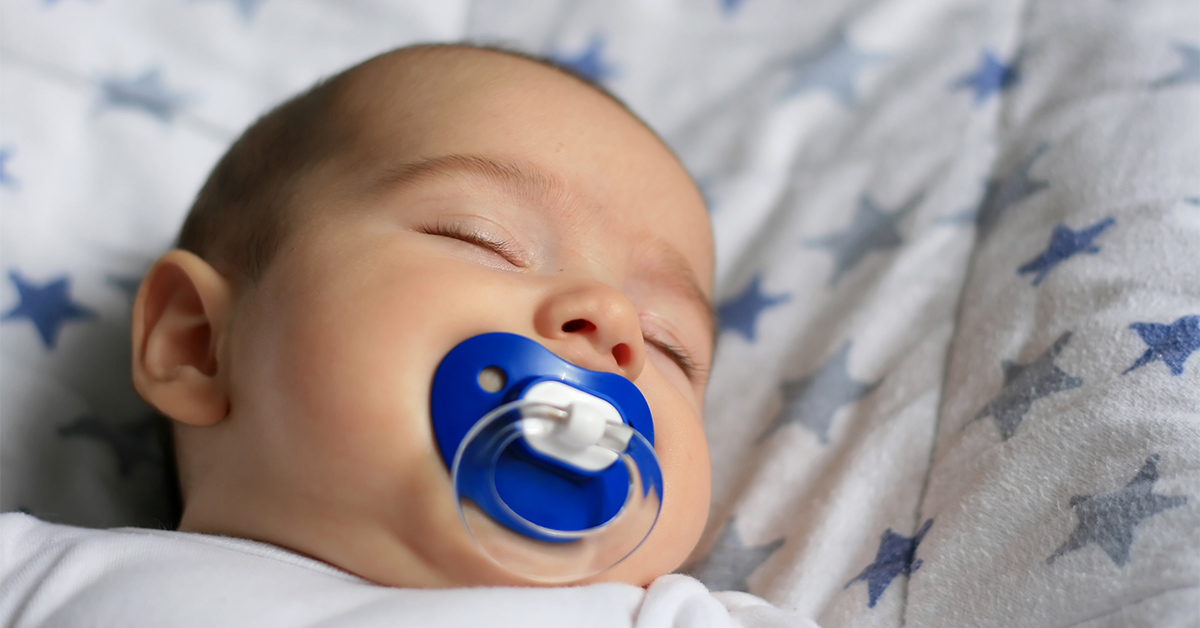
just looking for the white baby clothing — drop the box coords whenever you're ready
[0,513,817,628]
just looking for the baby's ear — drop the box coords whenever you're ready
[132,250,233,427]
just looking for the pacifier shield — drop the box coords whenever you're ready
[430,333,664,582]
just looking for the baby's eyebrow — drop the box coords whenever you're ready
[369,153,572,208]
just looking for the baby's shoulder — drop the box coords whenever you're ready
[1,511,351,577]
[0,512,366,627]
[1,511,91,546]
[0,514,817,628]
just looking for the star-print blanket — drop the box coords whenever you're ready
[1,1,1197,626]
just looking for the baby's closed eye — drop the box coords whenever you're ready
[643,333,705,382]
[417,219,529,268]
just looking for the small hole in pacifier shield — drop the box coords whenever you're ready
[477,366,507,393]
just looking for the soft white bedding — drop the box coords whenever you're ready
[2,1,1197,626]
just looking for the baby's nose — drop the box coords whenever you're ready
[533,281,646,381]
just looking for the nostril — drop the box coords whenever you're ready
[561,319,596,334]
[611,343,632,367]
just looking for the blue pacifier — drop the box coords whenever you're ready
[431,332,664,582]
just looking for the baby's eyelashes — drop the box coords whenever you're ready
[643,333,705,383]
[417,220,530,268]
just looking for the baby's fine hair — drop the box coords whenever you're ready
[176,43,633,284]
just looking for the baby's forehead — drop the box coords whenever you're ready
[314,45,713,283]
[333,46,647,147]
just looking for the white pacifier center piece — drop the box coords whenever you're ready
[519,381,634,472]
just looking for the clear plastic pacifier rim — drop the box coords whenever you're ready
[449,399,663,580]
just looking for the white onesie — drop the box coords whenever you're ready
[0,513,817,628]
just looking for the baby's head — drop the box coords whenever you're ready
[131,44,714,588]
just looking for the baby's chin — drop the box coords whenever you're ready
[329,508,692,589]
[226,506,679,589]
[443,497,676,587]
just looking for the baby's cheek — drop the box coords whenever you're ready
[637,367,710,479]
[645,386,712,557]
[644,350,697,408]
[664,423,711,501]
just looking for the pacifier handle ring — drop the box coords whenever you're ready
[450,398,663,582]
[451,400,641,541]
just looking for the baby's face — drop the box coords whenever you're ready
[182,48,714,587]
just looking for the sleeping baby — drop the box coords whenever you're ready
[0,44,814,627]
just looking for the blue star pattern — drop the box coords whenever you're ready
[96,69,189,122]
[951,48,1021,105]
[2,270,96,349]
[781,30,886,106]
[845,519,933,608]
[805,194,920,285]
[720,0,747,16]
[0,146,16,188]
[687,518,784,592]
[1018,217,1115,286]
[1048,455,1187,567]
[973,332,1083,440]
[551,35,617,83]
[760,342,882,444]
[1151,43,1200,89]
[58,414,166,477]
[717,274,791,342]
[1122,315,1200,376]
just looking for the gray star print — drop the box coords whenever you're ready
[687,518,784,592]
[942,144,1050,233]
[1151,43,1200,89]
[782,30,887,106]
[805,194,921,285]
[973,331,1082,440]
[1048,454,1188,566]
[975,144,1050,238]
[760,342,882,444]
[222,0,269,20]
[106,274,144,305]
[58,414,165,476]
[97,69,189,122]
